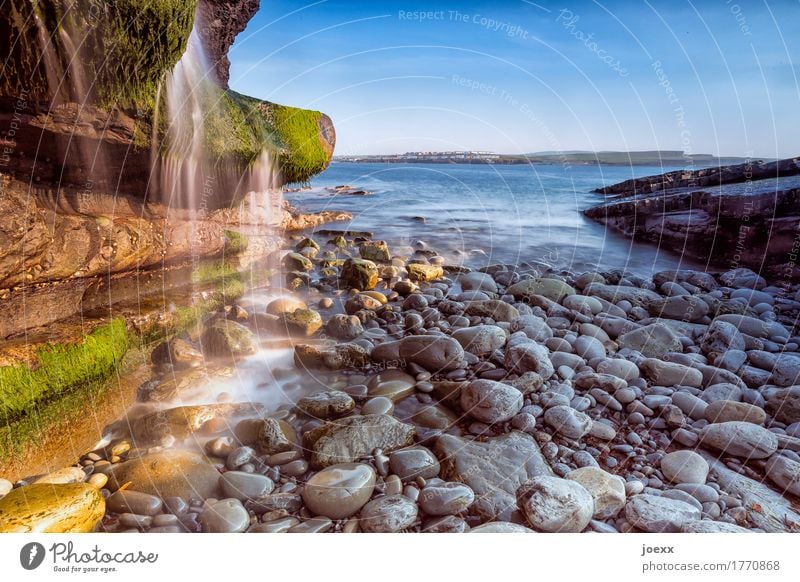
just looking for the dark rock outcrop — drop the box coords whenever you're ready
[584,157,800,280]
[196,0,261,88]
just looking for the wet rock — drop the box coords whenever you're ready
[234,418,293,455]
[283,252,313,272]
[362,397,393,415]
[460,379,523,424]
[220,472,275,501]
[422,515,469,532]
[305,414,415,468]
[451,325,507,356]
[434,432,551,521]
[325,314,364,340]
[660,451,709,484]
[0,479,11,498]
[345,293,382,314]
[419,482,475,516]
[341,258,379,290]
[245,493,303,515]
[367,369,417,401]
[106,490,163,516]
[266,296,307,316]
[517,476,594,533]
[359,495,418,532]
[0,483,105,533]
[200,319,257,358]
[279,308,323,336]
[617,323,682,358]
[407,263,444,282]
[543,405,592,439]
[200,498,249,533]
[705,400,766,424]
[371,335,466,372]
[359,240,390,262]
[131,402,264,443]
[625,494,701,532]
[297,390,355,419]
[107,451,220,502]
[463,300,519,322]
[699,421,778,459]
[505,335,554,378]
[458,272,498,293]
[389,446,440,481]
[566,467,626,519]
[294,342,370,370]
[507,278,576,302]
[764,454,800,497]
[302,463,376,519]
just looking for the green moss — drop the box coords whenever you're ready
[270,105,329,184]
[0,319,130,423]
[224,230,249,255]
[190,260,239,286]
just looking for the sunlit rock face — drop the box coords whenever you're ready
[0,0,335,202]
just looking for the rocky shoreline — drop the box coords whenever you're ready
[2,214,800,533]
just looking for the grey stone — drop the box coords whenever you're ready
[517,476,594,532]
[625,494,701,532]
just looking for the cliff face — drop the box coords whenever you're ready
[0,0,339,338]
[0,0,335,199]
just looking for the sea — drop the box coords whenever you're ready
[286,162,711,278]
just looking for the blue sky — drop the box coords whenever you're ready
[228,0,799,157]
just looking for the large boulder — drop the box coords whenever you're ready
[340,258,379,290]
[200,320,258,358]
[434,432,551,521]
[0,483,105,533]
[106,450,221,501]
[304,415,416,468]
[371,335,466,372]
[699,421,779,459]
[507,278,576,302]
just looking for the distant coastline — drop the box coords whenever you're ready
[334,150,760,167]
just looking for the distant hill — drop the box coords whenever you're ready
[335,150,760,166]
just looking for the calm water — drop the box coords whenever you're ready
[288,162,710,277]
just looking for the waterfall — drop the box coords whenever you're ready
[158,15,282,225]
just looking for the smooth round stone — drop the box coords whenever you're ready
[704,400,766,425]
[87,473,108,490]
[248,516,299,533]
[0,479,12,498]
[419,482,474,516]
[107,490,163,516]
[469,522,534,533]
[367,369,417,401]
[206,436,236,458]
[266,451,302,466]
[33,467,87,485]
[422,515,469,533]
[566,467,626,519]
[674,483,719,504]
[543,405,592,439]
[282,460,309,477]
[220,472,275,501]
[460,379,523,424]
[118,513,152,529]
[359,494,418,532]
[517,476,594,533]
[302,463,376,519]
[226,446,256,470]
[699,421,778,459]
[416,381,434,393]
[385,475,403,496]
[362,396,394,416]
[152,514,179,527]
[297,390,355,419]
[625,494,701,533]
[389,446,440,481]
[288,516,333,533]
[200,499,249,533]
[660,451,709,484]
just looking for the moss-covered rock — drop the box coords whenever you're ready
[341,258,380,290]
